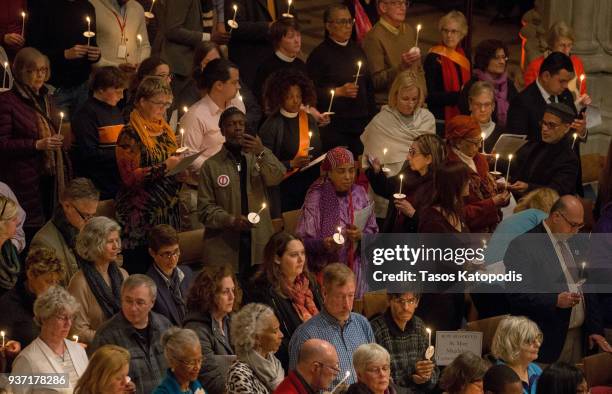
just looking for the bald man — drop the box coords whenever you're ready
[505,195,608,363]
[274,339,339,394]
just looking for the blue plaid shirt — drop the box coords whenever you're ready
[288,309,375,386]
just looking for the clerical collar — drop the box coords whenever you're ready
[280,108,299,118]
[275,50,296,63]
[331,38,349,47]
[379,17,403,35]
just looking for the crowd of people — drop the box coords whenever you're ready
[0,0,611,393]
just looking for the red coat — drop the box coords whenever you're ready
[273,371,312,394]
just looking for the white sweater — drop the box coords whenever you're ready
[90,0,151,67]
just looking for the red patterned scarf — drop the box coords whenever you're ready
[280,274,319,322]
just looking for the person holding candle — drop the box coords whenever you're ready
[362,0,425,107]
[0,248,64,349]
[115,76,182,274]
[295,147,378,297]
[225,303,285,393]
[370,292,439,393]
[445,115,509,233]
[457,39,518,129]
[259,68,322,216]
[346,343,408,394]
[366,134,445,234]
[245,232,323,370]
[74,345,135,394]
[27,0,102,119]
[465,81,505,154]
[490,316,544,394]
[0,47,68,240]
[523,21,587,98]
[71,67,128,200]
[508,103,581,197]
[11,286,89,392]
[0,0,27,60]
[197,107,285,285]
[306,4,376,155]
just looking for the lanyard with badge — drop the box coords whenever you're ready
[112,9,129,60]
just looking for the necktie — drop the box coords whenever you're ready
[267,0,277,21]
[550,95,558,104]
[558,241,579,282]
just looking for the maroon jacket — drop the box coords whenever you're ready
[0,88,47,228]
[0,0,27,60]
[273,371,314,394]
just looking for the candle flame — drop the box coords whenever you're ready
[581,261,586,268]
[417,24,422,31]
[337,226,342,233]
[573,132,578,139]
[383,148,388,155]
[233,4,237,11]
[72,335,78,341]
[137,34,142,41]
[330,89,335,96]
[481,132,485,139]
[182,106,189,113]
[426,327,431,334]
[308,131,312,139]
[261,202,266,209]
[508,154,513,160]
[86,16,91,23]
[288,0,292,6]
[3,61,7,67]
[399,174,404,180]
[21,11,26,18]
[180,128,184,135]
[0,331,4,336]
[580,74,585,82]
[357,60,362,67]
[60,112,64,119]
[495,153,500,159]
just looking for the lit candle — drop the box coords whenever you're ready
[354,60,362,85]
[383,148,388,164]
[308,131,314,151]
[330,371,351,394]
[481,132,486,154]
[287,0,292,15]
[180,128,185,149]
[505,154,513,186]
[426,327,431,347]
[182,106,189,114]
[21,12,26,37]
[72,335,79,344]
[1,330,5,347]
[2,61,7,89]
[326,89,335,113]
[58,112,65,135]
[572,132,578,149]
[232,4,238,23]
[578,73,585,93]
[415,24,422,47]
[85,16,92,46]
[148,0,155,13]
[398,174,404,195]
[493,153,500,173]
[257,202,267,215]
[580,261,586,278]
[136,34,143,63]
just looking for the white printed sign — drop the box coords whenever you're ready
[435,331,483,366]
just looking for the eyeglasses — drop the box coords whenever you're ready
[329,18,355,26]
[382,0,409,7]
[557,211,584,230]
[441,28,461,36]
[314,361,340,374]
[471,102,493,110]
[122,298,149,308]
[539,120,563,130]
[148,99,173,108]
[54,314,74,323]
[365,365,391,374]
[70,202,96,222]
[26,67,49,75]
[158,249,180,260]
[175,357,202,369]
[392,297,419,306]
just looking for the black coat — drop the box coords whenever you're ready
[424,52,466,123]
[0,279,39,347]
[504,223,601,363]
[245,274,323,370]
[512,135,579,196]
[146,264,194,326]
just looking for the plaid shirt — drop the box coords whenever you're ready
[91,311,172,394]
[288,309,374,387]
[370,310,439,393]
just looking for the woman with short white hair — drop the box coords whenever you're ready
[491,316,543,394]
[11,286,89,393]
[347,343,403,394]
[153,327,205,393]
[68,216,128,344]
[226,303,284,393]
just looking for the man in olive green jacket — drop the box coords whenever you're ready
[198,108,285,279]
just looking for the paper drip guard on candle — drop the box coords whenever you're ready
[248,203,267,224]
[282,0,294,18]
[381,148,390,173]
[333,227,345,245]
[393,193,406,200]
[84,17,95,38]
[228,4,239,29]
[144,0,156,19]
[425,345,435,360]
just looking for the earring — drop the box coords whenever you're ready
[274,259,281,265]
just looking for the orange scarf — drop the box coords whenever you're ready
[129,109,177,152]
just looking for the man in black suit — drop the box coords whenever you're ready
[504,195,610,363]
[225,0,290,90]
[508,103,579,196]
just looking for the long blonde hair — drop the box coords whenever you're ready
[514,187,559,213]
[74,345,130,394]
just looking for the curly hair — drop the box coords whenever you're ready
[491,316,543,364]
[186,265,242,314]
[230,303,275,357]
[34,286,80,326]
[25,247,66,279]
[262,68,316,114]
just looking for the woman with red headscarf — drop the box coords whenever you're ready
[424,11,471,136]
[445,115,509,233]
[296,147,378,297]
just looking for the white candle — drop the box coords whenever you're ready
[505,154,513,186]
[330,371,351,394]
[148,0,155,13]
[257,202,267,215]
[580,261,586,278]
[232,4,238,23]
[287,0,292,15]
[354,60,362,85]
[72,335,79,343]
[86,16,92,46]
[415,24,422,47]
[2,61,7,89]
[493,153,500,173]
[578,73,585,93]
[21,12,26,37]
[1,330,4,347]
[182,106,189,114]
[136,34,143,63]
[58,112,64,135]
[383,148,388,164]
[426,327,431,347]
[572,132,578,149]
[180,128,185,149]
[481,132,486,154]
[326,89,335,113]
[399,174,404,195]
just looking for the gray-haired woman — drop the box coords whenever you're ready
[11,286,89,393]
[153,328,206,393]
[226,303,284,394]
[346,343,403,394]
[68,216,128,344]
